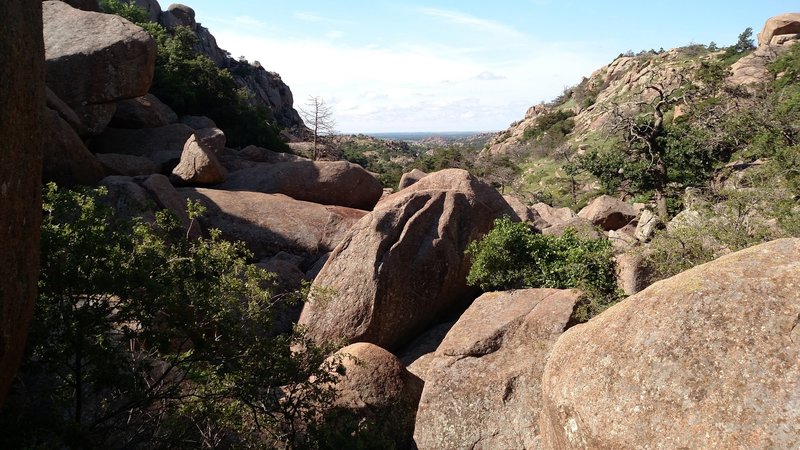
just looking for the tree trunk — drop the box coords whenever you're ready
[0,0,45,405]
[653,157,669,221]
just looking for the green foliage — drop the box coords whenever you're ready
[100,0,151,24]
[466,217,620,321]
[771,41,800,88]
[522,109,576,143]
[0,184,349,449]
[719,27,757,65]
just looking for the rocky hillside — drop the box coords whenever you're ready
[487,15,800,156]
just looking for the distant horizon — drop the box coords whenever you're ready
[344,130,498,141]
[185,1,799,131]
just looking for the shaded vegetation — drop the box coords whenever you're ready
[0,184,363,449]
[101,0,288,151]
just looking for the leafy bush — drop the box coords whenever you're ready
[0,184,348,448]
[466,217,620,321]
[522,109,576,143]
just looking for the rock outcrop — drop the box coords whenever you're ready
[540,239,800,449]
[758,13,800,46]
[171,129,228,185]
[89,123,196,168]
[577,194,636,231]
[42,108,106,185]
[298,169,517,351]
[110,94,178,129]
[0,0,45,406]
[327,343,423,448]
[414,289,581,450]
[398,168,427,190]
[43,1,156,132]
[178,188,367,260]
[220,160,383,210]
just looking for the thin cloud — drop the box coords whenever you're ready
[474,71,507,81]
[293,11,351,25]
[417,7,526,39]
[234,16,264,27]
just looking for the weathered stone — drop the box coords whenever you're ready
[89,123,195,169]
[399,321,456,382]
[73,102,117,135]
[42,108,106,186]
[62,0,101,12]
[159,3,195,31]
[141,174,200,238]
[504,195,548,231]
[758,13,800,46]
[298,169,516,351]
[43,1,156,107]
[45,86,86,136]
[110,93,178,129]
[220,160,383,210]
[170,131,228,185]
[614,250,654,296]
[578,194,636,231]
[0,0,44,405]
[179,115,216,130]
[328,343,423,449]
[540,239,800,449]
[237,145,303,164]
[607,223,638,254]
[542,216,602,240]
[531,202,577,228]
[414,289,581,450]
[178,188,367,260]
[398,168,427,190]
[99,176,156,223]
[96,153,161,177]
[635,208,660,242]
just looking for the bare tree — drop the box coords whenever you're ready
[299,96,336,160]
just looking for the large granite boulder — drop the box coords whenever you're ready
[531,202,576,228]
[42,108,106,186]
[414,289,581,450]
[0,0,45,405]
[326,343,423,449]
[96,153,160,177]
[297,169,516,351]
[758,13,800,46]
[171,130,228,185]
[110,94,178,129]
[220,160,383,210]
[577,194,636,231]
[540,239,800,449]
[89,123,195,168]
[178,188,367,260]
[159,3,196,31]
[43,1,156,131]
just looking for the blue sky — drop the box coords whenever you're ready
[183,1,798,133]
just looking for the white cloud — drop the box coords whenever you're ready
[416,7,526,39]
[210,25,607,132]
[474,71,506,81]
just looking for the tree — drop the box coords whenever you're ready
[0,184,348,449]
[300,96,336,160]
[734,27,756,53]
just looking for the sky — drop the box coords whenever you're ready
[181,1,798,133]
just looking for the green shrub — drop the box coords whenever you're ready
[0,184,347,448]
[466,217,620,321]
[522,109,576,143]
